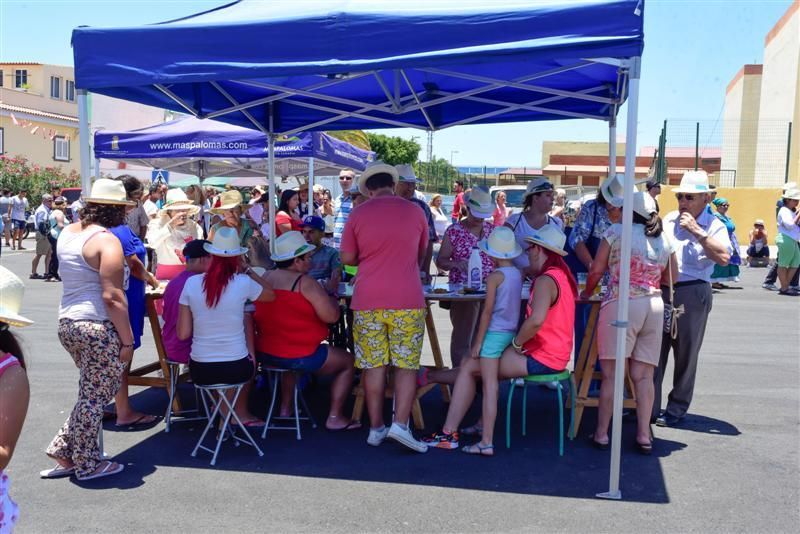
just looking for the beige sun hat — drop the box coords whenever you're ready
[357,161,399,196]
[673,170,711,194]
[600,174,626,208]
[754,219,765,226]
[465,186,493,219]
[478,226,523,260]
[271,231,317,262]
[209,189,244,214]
[524,225,568,256]
[83,178,136,206]
[632,191,657,219]
[160,188,200,215]
[203,226,249,257]
[0,266,34,327]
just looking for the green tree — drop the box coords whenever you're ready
[364,133,421,165]
[415,157,459,193]
[0,155,81,206]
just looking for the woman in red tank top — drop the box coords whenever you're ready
[424,226,576,454]
[253,231,361,431]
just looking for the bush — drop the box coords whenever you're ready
[0,155,81,207]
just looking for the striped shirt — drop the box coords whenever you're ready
[333,194,352,248]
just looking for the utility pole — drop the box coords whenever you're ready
[427,130,434,163]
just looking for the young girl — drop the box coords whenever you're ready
[465,226,523,455]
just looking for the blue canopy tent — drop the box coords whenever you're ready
[73,0,645,499]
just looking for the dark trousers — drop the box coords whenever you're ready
[47,234,59,279]
[746,245,769,258]
[764,259,800,286]
[653,282,713,420]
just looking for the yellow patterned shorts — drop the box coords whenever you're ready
[353,308,426,370]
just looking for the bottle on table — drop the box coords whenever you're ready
[468,246,482,291]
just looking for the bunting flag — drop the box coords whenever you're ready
[30,125,39,134]
[10,113,19,126]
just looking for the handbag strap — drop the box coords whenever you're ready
[667,254,685,340]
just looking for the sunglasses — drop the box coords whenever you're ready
[675,194,696,201]
[720,204,729,208]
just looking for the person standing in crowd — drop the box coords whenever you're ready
[126,183,151,242]
[44,179,136,481]
[108,176,160,428]
[429,194,449,240]
[567,175,622,275]
[654,171,731,428]
[774,189,800,296]
[646,179,661,202]
[506,178,563,276]
[340,162,429,452]
[275,189,304,237]
[177,228,274,425]
[493,190,512,227]
[549,188,568,223]
[208,190,253,247]
[436,187,495,368]
[8,190,29,251]
[301,215,342,294]
[0,266,32,530]
[320,189,336,245]
[31,194,53,280]
[762,182,799,291]
[396,164,437,282]
[142,184,161,219]
[147,189,203,282]
[297,183,319,217]
[425,226,577,452]
[0,190,12,248]
[710,197,741,289]
[451,180,465,224]
[746,219,770,266]
[44,197,68,283]
[333,168,355,248]
[581,191,677,453]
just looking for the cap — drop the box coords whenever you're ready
[182,239,210,260]
[302,215,326,232]
[41,194,53,201]
[645,179,661,190]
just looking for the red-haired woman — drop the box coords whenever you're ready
[177,227,274,424]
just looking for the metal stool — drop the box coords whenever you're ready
[164,360,207,432]
[191,382,264,466]
[261,368,317,440]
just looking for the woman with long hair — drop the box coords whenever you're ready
[581,191,678,454]
[0,266,32,531]
[208,190,253,247]
[429,194,449,240]
[275,189,303,237]
[492,191,512,227]
[146,188,203,282]
[44,179,136,481]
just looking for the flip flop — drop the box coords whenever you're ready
[232,419,266,428]
[636,440,653,455]
[326,420,362,432]
[40,465,75,479]
[589,434,609,450]
[460,424,483,437]
[114,413,160,430]
[461,443,494,456]
[75,461,124,481]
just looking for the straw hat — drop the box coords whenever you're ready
[632,191,657,219]
[203,226,249,257]
[478,226,522,260]
[783,189,800,201]
[524,225,568,256]
[672,170,710,194]
[600,174,626,208]
[0,266,34,327]
[83,178,136,206]
[271,231,316,262]
[396,164,421,184]
[523,177,554,200]
[357,161,398,196]
[209,190,244,214]
[465,186,493,219]
[160,188,200,215]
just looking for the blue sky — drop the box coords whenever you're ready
[0,0,793,167]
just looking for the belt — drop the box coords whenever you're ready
[670,279,709,288]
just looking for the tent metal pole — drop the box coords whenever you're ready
[597,57,641,502]
[268,134,276,255]
[308,157,315,217]
[78,90,92,193]
[94,158,101,180]
[608,118,617,175]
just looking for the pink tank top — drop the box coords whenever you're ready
[0,353,20,379]
[522,265,576,371]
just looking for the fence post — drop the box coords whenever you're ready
[694,122,700,171]
[786,122,793,184]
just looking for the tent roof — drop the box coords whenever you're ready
[72,0,644,135]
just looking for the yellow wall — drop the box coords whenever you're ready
[656,187,784,245]
[0,116,80,174]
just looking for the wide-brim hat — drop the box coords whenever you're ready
[477,226,523,260]
[782,182,797,192]
[523,177,555,200]
[524,226,568,256]
[83,178,136,206]
[632,191,657,219]
[466,186,493,219]
[203,226,249,257]
[209,190,244,214]
[160,188,200,215]
[782,189,800,201]
[673,170,711,194]
[271,231,317,262]
[396,163,421,183]
[358,161,398,196]
[600,174,626,208]
[0,266,34,327]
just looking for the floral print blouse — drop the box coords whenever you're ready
[444,221,495,284]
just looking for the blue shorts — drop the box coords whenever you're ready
[257,344,328,372]
[526,356,562,376]
[11,219,26,230]
[480,331,515,359]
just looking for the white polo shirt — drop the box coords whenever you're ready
[663,209,732,283]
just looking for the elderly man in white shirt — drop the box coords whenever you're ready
[654,171,731,428]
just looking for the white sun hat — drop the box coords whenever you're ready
[478,226,523,260]
[673,170,711,194]
[203,226,249,257]
[271,231,317,262]
[465,186,493,219]
[0,266,34,327]
[83,178,136,206]
[396,164,421,183]
[600,174,627,208]
[524,225,568,256]
[160,188,200,215]
[782,182,796,192]
[632,191,658,219]
[783,189,800,201]
[357,161,399,196]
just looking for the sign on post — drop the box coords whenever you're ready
[151,169,170,184]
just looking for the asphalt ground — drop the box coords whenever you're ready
[1,239,798,533]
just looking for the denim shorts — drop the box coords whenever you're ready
[526,356,562,376]
[480,331,515,359]
[257,344,328,372]
[11,219,26,230]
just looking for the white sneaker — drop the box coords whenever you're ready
[367,426,389,447]
[387,422,428,453]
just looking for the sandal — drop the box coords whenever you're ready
[636,440,653,455]
[40,464,75,479]
[589,434,609,450]
[325,418,363,432]
[461,443,494,456]
[114,413,160,430]
[75,461,124,481]
[460,423,483,437]
[232,419,266,428]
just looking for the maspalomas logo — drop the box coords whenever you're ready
[111,135,120,151]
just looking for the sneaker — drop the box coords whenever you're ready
[423,430,459,450]
[387,422,428,453]
[762,283,778,291]
[366,426,389,447]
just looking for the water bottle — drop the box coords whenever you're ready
[468,246,482,290]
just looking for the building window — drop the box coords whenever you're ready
[54,136,70,162]
[0,70,4,87]
[65,80,75,102]
[50,76,61,99]
[0,128,4,154]
[14,69,28,88]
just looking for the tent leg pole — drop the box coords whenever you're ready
[308,157,315,217]
[268,134,276,256]
[78,89,92,193]
[597,56,641,502]
[95,158,101,180]
[608,120,617,175]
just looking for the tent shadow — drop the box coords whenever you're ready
[672,414,741,436]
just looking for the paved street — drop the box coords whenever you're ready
[2,239,798,533]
